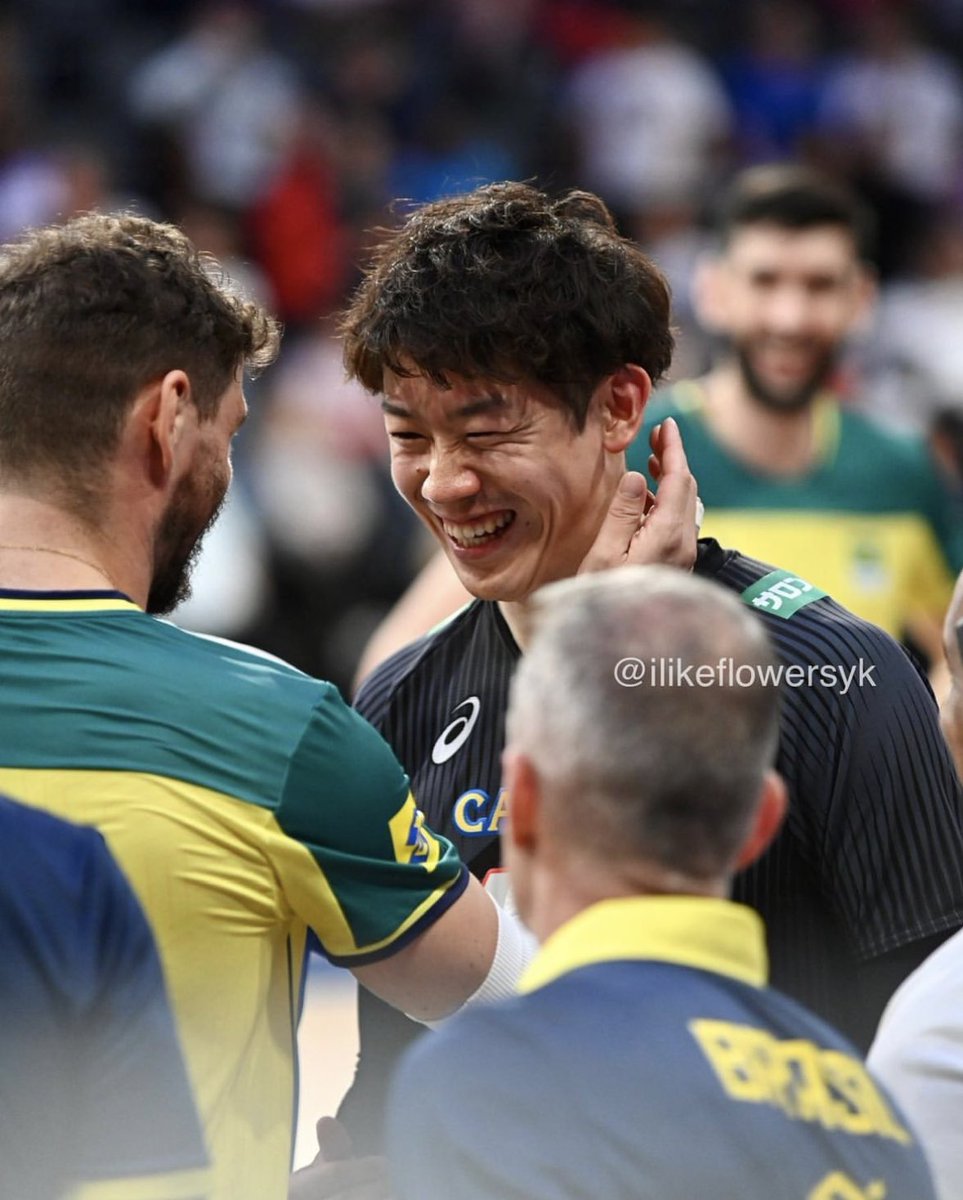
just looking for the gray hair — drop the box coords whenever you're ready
[507,566,781,880]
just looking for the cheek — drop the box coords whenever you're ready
[390,456,422,504]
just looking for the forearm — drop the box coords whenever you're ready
[351,876,532,1022]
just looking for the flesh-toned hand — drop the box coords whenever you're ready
[579,418,699,574]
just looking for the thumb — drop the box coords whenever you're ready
[578,472,648,574]
[315,1116,354,1163]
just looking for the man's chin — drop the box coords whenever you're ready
[738,349,835,413]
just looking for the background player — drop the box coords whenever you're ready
[388,566,937,1200]
[336,180,963,1151]
[632,163,963,677]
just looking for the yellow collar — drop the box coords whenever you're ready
[519,896,768,995]
[0,591,140,613]
[686,379,842,469]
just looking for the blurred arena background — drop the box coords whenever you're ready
[10,0,963,1151]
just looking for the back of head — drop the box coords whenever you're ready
[341,181,674,429]
[717,164,875,262]
[0,212,279,511]
[507,566,780,883]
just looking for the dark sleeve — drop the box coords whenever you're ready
[75,834,210,1195]
[855,931,958,1048]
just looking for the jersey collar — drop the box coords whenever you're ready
[518,895,768,995]
[0,588,140,613]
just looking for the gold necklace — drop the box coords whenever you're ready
[0,544,117,590]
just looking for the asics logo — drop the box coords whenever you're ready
[431,697,481,764]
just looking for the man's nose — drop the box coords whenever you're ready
[421,446,481,506]
[765,285,814,335]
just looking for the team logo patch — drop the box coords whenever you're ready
[741,570,827,619]
[431,697,481,764]
[388,794,440,871]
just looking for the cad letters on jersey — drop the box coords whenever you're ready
[431,697,482,764]
[452,786,509,837]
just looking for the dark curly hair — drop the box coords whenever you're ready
[0,211,280,502]
[341,182,674,429]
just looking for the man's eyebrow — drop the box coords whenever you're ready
[381,393,509,419]
[454,394,508,419]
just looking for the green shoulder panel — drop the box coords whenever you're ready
[0,609,332,810]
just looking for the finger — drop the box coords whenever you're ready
[577,472,648,574]
[652,417,689,477]
[649,421,662,454]
[315,1116,354,1163]
[629,425,699,569]
[647,453,661,482]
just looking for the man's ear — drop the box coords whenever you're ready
[600,363,651,453]
[139,370,194,485]
[734,770,787,871]
[501,748,540,854]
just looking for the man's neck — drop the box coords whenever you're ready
[525,852,727,945]
[701,362,825,477]
[0,494,144,603]
[497,598,534,650]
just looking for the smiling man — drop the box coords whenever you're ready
[336,180,963,1154]
[630,164,963,663]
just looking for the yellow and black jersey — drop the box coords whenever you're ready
[629,384,963,640]
[340,542,963,1152]
[387,897,938,1200]
[0,589,466,1200]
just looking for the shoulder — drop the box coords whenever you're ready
[841,408,939,473]
[355,601,493,726]
[696,539,919,668]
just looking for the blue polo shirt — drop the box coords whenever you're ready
[387,896,936,1200]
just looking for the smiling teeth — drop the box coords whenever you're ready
[443,512,514,546]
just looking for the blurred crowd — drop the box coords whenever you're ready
[7,0,963,689]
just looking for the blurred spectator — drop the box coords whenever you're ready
[128,0,302,212]
[243,322,425,688]
[869,213,963,432]
[815,2,963,275]
[721,0,828,164]
[247,99,348,326]
[564,6,733,227]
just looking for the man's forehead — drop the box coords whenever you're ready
[725,223,860,272]
[381,370,544,416]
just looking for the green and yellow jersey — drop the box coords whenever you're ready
[630,383,963,641]
[0,590,466,1200]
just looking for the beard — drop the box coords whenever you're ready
[147,458,228,615]
[736,341,837,413]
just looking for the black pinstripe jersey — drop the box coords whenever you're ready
[339,539,963,1152]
